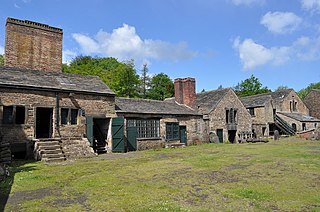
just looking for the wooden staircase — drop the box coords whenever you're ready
[275,114,296,136]
[34,138,66,162]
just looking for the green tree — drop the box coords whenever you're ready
[275,85,289,92]
[234,74,271,97]
[147,73,174,100]
[298,82,320,99]
[108,60,140,98]
[63,56,141,98]
[0,54,4,66]
[140,63,151,98]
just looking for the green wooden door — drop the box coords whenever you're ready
[112,117,125,153]
[217,129,223,143]
[86,116,94,147]
[127,126,137,151]
[179,126,187,145]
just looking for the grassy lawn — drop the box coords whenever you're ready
[1,137,320,211]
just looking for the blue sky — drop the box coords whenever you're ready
[1,0,320,92]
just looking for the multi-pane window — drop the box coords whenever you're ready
[3,106,25,124]
[166,122,179,140]
[61,108,78,125]
[127,119,160,138]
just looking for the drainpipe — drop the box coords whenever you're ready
[56,92,59,131]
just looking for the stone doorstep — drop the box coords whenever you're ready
[35,141,60,146]
[43,157,66,163]
[165,143,186,148]
[39,149,63,154]
[41,153,65,159]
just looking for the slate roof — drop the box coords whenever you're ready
[240,89,293,108]
[0,66,115,95]
[194,88,230,114]
[278,112,320,122]
[115,97,201,116]
[241,94,272,108]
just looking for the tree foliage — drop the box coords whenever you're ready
[0,55,4,66]
[147,73,174,100]
[62,56,140,98]
[275,85,289,92]
[140,63,151,99]
[234,75,271,97]
[297,82,320,99]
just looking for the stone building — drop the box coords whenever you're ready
[304,89,320,120]
[174,78,252,143]
[196,89,252,143]
[241,89,320,137]
[115,97,204,150]
[0,18,116,162]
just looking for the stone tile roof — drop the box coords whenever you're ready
[241,94,272,108]
[115,97,201,116]
[240,89,294,108]
[278,112,320,122]
[0,67,115,95]
[195,88,230,114]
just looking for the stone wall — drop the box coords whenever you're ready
[250,100,274,137]
[4,18,62,72]
[304,90,320,119]
[277,113,317,132]
[0,87,115,157]
[207,89,252,142]
[277,90,309,115]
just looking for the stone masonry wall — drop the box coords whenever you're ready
[0,88,115,147]
[277,113,317,132]
[208,90,252,142]
[304,90,320,119]
[4,18,62,72]
[277,90,309,115]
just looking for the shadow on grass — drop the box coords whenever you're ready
[0,160,38,211]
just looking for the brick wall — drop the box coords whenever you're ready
[174,78,196,107]
[4,18,62,72]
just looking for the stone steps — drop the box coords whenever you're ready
[34,139,66,162]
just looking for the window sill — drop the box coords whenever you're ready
[137,137,161,140]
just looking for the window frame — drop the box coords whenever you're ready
[127,119,160,139]
[60,108,79,126]
[166,122,180,141]
[2,105,26,125]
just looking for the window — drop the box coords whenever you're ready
[61,108,78,125]
[127,119,160,138]
[248,108,255,116]
[3,106,25,124]
[166,122,179,140]
[302,123,306,131]
[226,108,237,124]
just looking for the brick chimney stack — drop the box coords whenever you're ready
[174,77,196,108]
[4,17,63,72]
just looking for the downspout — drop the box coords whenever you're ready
[55,92,60,137]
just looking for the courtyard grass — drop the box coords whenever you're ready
[1,137,320,211]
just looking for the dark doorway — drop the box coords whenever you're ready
[262,127,266,136]
[179,126,187,145]
[217,129,223,143]
[292,123,297,132]
[228,130,237,143]
[93,118,110,154]
[36,107,53,138]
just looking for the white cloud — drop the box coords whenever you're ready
[62,49,78,64]
[233,35,320,70]
[301,0,320,13]
[293,36,320,60]
[261,12,302,34]
[0,45,4,54]
[231,0,265,6]
[72,24,196,64]
[14,3,21,8]
[233,37,291,70]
